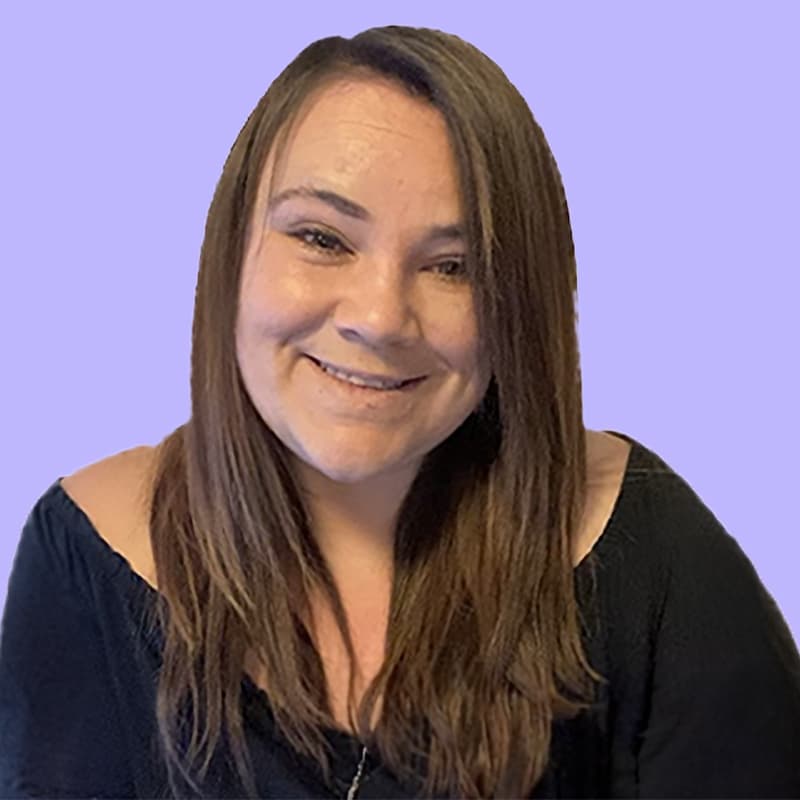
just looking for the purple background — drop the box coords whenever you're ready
[2,3,798,640]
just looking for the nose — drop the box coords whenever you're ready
[331,259,420,348]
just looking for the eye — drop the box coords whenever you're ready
[288,226,348,256]
[429,258,468,281]
[287,229,468,281]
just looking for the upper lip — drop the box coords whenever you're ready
[308,355,424,383]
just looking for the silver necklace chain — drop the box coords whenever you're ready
[344,744,369,800]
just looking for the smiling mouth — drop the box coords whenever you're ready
[306,355,426,390]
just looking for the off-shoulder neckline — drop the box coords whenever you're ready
[44,429,646,747]
[51,429,642,597]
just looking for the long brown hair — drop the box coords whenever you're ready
[144,25,606,799]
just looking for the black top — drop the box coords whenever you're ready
[2,431,800,799]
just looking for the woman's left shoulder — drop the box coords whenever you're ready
[600,434,793,645]
[593,438,800,796]
[574,430,633,567]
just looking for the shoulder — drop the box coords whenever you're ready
[59,444,160,589]
[575,430,632,566]
[596,443,800,793]
[586,429,632,487]
[595,438,783,638]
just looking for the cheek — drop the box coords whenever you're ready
[239,264,322,338]
[428,312,482,370]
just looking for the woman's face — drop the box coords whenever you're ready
[236,76,492,491]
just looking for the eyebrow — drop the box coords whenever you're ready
[267,184,464,245]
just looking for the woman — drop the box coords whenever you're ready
[2,25,799,799]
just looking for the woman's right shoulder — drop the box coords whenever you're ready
[58,443,160,590]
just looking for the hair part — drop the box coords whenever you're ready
[143,24,607,799]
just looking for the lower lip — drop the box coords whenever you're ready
[307,356,427,397]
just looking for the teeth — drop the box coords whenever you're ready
[319,361,404,390]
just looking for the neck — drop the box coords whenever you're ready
[292,455,423,580]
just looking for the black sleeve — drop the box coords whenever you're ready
[636,481,800,798]
[0,493,135,799]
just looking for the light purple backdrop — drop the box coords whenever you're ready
[2,3,798,641]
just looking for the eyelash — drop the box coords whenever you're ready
[288,226,467,281]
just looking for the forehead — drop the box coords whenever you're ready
[296,77,441,135]
[262,77,462,206]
